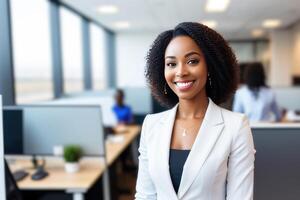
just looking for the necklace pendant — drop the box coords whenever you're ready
[182,129,187,137]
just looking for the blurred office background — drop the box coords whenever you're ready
[1,0,300,200]
[1,0,300,107]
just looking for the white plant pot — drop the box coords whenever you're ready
[65,162,80,173]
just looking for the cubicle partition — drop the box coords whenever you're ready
[21,105,106,156]
[252,124,300,200]
[4,104,111,200]
[274,87,300,110]
[63,87,152,115]
[39,96,118,127]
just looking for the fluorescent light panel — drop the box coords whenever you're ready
[262,19,281,28]
[97,5,119,14]
[205,0,230,12]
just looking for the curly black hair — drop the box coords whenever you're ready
[145,22,239,108]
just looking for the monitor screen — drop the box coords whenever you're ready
[2,108,23,155]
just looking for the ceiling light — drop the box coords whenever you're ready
[251,29,264,37]
[205,0,230,12]
[200,20,217,29]
[114,21,130,29]
[262,19,281,28]
[97,5,119,14]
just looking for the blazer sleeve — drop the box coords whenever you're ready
[226,116,256,200]
[135,115,157,200]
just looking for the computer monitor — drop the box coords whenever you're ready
[2,108,23,155]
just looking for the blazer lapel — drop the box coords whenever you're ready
[156,104,179,199]
[177,99,224,199]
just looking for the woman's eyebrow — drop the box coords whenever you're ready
[165,52,201,59]
[165,56,176,59]
[185,51,201,58]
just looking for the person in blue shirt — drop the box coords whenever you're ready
[112,89,135,192]
[233,62,282,122]
[112,89,133,124]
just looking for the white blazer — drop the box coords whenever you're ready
[135,98,255,200]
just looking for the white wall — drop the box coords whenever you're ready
[116,32,158,87]
[268,21,300,86]
[269,30,293,86]
[292,22,300,76]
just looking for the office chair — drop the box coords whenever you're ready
[4,159,23,200]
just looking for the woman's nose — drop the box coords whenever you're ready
[175,63,188,77]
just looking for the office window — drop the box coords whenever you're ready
[60,7,84,93]
[90,24,107,90]
[11,0,53,104]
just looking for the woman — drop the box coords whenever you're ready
[135,22,255,200]
[233,62,282,122]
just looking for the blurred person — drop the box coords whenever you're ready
[112,89,136,176]
[112,89,133,127]
[135,22,255,200]
[233,62,282,122]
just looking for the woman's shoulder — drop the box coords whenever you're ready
[144,108,173,124]
[219,106,251,143]
[220,106,247,126]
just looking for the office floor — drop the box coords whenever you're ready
[118,168,137,200]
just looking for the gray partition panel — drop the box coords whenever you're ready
[252,128,300,200]
[22,105,105,156]
[274,87,300,110]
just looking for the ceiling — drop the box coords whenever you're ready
[62,0,300,39]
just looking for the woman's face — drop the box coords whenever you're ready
[164,36,208,101]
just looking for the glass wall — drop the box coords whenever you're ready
[60,7,84,93]
[11,0,53,104]
[90,24,106,90]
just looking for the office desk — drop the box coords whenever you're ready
[10,158,105,200]
[106,125,141,166]
[8,125,141,200]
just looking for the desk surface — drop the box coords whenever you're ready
[8,125,141,192]
[106,125,141,166]
[10,158,105,192]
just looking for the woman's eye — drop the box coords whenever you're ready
[166,62,176,67]
[187,59,199,65]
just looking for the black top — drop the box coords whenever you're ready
[169,149,191,193]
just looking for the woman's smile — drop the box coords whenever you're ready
[174,80,195,91]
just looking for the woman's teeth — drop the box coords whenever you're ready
[175,81,194,89]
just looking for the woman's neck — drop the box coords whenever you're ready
[177,94,209,120]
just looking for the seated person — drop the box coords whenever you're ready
[233,62,282,122]
[112,89,133,125]
[112,89,136,173]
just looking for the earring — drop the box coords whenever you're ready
[164,83,168,95]
[208,73,212,87]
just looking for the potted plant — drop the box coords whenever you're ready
[63,145,82,173]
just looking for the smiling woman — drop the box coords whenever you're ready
[135,22,256,200]
[145,23,238,109]
[164,36,208,102]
